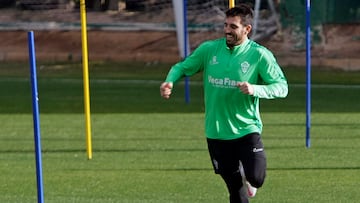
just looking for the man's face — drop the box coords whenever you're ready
[224,16,251,48]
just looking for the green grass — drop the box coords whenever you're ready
[0,61,360,202]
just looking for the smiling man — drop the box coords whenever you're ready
[160,4,288,203]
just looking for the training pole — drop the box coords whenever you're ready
[28,31,45,203]
[305,0,311,148]
[229,0,235,8]
[80,0,93,159]
[183,0,190,104]
[172,0,190,103]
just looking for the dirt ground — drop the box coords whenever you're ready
[0,8,359,70]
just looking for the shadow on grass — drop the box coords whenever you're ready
[267,167,360,171]
[0,148,207,154]
[1,77,360,113]
[63,166,360,172]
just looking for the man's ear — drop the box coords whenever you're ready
[245,24,252,35]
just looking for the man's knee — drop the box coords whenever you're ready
[246,171,266,188]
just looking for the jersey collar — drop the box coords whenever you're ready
[225,38,250,53]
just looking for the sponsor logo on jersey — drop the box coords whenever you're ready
[208,75,240,88]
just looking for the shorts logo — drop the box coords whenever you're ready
[212,159,219,170]
[241,61,250,73]
[253,148,264,153]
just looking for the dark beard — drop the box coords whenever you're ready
[226,42,235,49]
[225,34,236,49]
[225,34,237,49]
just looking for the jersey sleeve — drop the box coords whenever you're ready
[165,42,208,83]
[252,49,288,99]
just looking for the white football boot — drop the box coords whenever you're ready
[239,161,257,198]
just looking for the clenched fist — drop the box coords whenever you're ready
[237,82,254,95]
[160,82,173,99]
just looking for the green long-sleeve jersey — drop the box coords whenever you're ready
[165,38,288,140]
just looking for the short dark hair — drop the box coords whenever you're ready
[225,4,254,26]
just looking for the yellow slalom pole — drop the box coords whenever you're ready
[229,0,235,8]
[80,0,92,160]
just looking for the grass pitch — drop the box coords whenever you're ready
[0,61,359,202]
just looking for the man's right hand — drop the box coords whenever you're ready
[160,82,173,99]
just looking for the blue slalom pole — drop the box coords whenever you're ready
[28,31,45,203]
[305,0,311,148]
[183,0,190,104]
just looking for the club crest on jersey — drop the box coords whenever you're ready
[241,61,250,73]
